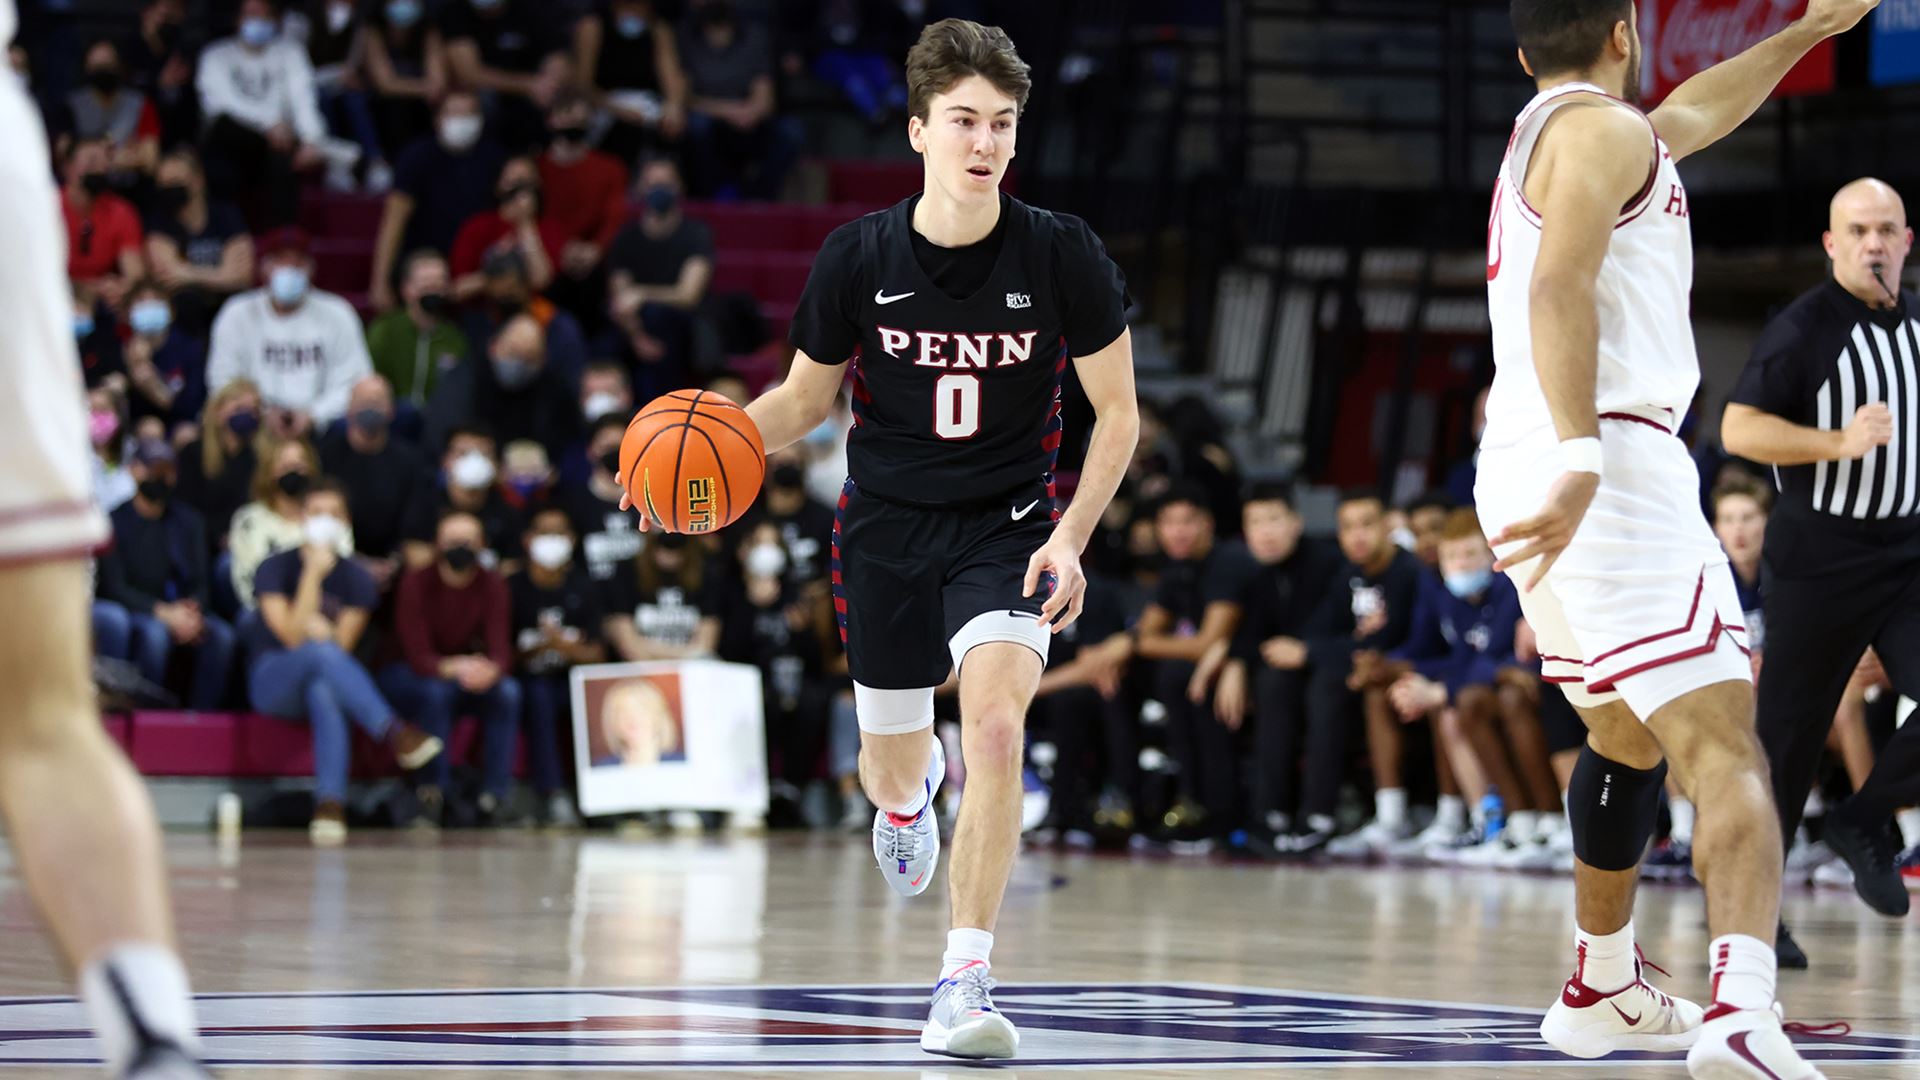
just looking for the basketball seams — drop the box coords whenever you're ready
[624,389,763,532]
[667,392,704,533]
[684,406,766,473]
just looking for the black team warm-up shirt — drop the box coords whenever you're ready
[788,192,1130,506]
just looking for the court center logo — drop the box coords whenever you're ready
[0,983,1912,1070]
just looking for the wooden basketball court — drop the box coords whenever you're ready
[0,832,1913,1076]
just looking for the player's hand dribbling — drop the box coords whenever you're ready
[1840,402,1893,460]
[1491,470,1599,592]
[1024,533,1085,633]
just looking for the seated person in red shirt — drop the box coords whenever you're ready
[61,138,146,309]
[537,89,628,331]
[382,508,522,824]
[449,154,567,305]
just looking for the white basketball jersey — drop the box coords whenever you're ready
[1483,83,1698,451]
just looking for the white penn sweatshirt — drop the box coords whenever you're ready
[195,35,327,145]
[206,288,372,426]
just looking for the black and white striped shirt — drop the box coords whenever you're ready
[1731,281,1920,521]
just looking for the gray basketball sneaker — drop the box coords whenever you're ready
[921,960,1018,1059]
[872,738,945,897]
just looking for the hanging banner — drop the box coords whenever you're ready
[1872,0,1920,85]
[1639,0,1836,103]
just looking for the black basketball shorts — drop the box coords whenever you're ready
[831,477,1057,727]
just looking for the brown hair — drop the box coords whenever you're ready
[905,18,1031,121]
[250,435,319,505]
[1439,507,1486,544]
[1711,474,1773,517]
[199,377,261,478]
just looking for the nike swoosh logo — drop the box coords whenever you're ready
[874,290,915,305]
[909,870,926,887]
[1728,1030,1786,1080]
[1609,1003,1642,1027]
[1011,500,1039,520]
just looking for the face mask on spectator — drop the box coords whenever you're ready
[269,265,310,306]
[441,543,479,571]
[450,450,496,490]
[85,67,121,95]
[1443,567,1493,600]
[492,353,538,391]
[528,533,572,570]
[548,126,588,147]
[303,512,347,551]
[583,391,624,422]
[439,114,482,151]
[770,463,804,490]
[326,1,353,33]
[74,312,95,338]
[80,172,110,196]
[227,409,260,439]
[506,472,546,499]
[596,448,621,477]
[89,408,119,446]
[615,14,647,37]
[239,16,277,47]
[155,184,190,215]
[1390,524,1417,552]
[386,0,422,27]
[745,542,786,580]
[277,470,311,498]
[350,407,390,436]
[129,299,171,336]
[417,291,449,318]
[643,185,677,216]
[137,477,171,505]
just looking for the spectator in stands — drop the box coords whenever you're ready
[604,156,712,399]
[1403,491,1454,571]
[358,0,445,158]
[88,385,136,514]
[1213,483,1342,851]
[144,147,255,337]
[463,244,589,389]
[560,360,633,483]
[365,250,466,410]
[1443,386,1488,508]
[1029,569,1141,839]
[680,0,795,198]
[1712,475,1769,657]
[124,0,198,148]
[177,378,263,551]
[385,508,522,825]
[411,425,523,567]
[1307,489,1423,857]
[228,437,347,608]
[1161,397,1243,534]
[564,415,643,581]
[370,89,505,311]
[287,0,390,191]
[120,279,206,434]
[93,438,235,711]
[780,0,912,127]
[538,89,629,330]
[576,0,687,164]
[73,281,127,390]
[62,138,145,309]
[1131,487,1250,842]
[440,0,571,152]
[603,532,723,660]
[319,375,432,591]
[69,39,160,182]
[509,506,604,825]
[499,439,562,527]
[248,479,445,844]
[197,0,348,224]
[207,227,373,438]
[747,450,836,588]
[450,155,565,302]
[428,310,580,460]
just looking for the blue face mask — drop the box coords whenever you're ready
[73,313,95,338]
[386,0,422,26]
[129,299,171,336]
[269,265,310,306]
[615,14,647,38]
[643,185,677,216]
[1444,567,1494,600]
[239,17,277,47]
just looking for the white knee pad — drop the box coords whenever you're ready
[948,609,1050,677]
[854,682,936,735]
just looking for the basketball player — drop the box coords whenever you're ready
[1482,1,1876,1076]
[623,18,1135,1059]
[0,2,211,1076]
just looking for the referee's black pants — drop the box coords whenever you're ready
[1758,513,1920,845]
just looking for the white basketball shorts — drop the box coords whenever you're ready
[1475,409,1751,718]
[0,85,108,566]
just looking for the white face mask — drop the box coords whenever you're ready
[450,450,496,490]
[528,533,572,570]
[303,513,346,551]
[744,542,787,580]
[583,391,625,422]
[439,113,482,151]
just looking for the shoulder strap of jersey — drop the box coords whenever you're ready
[1508,84,1658,221]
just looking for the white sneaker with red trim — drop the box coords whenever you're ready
[1686,1004,1829,1079]
[921,961,1018,1059]
[1539,953,1704,1058]
[872,740,945,898]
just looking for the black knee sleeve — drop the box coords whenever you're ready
[1567,744,1668,871]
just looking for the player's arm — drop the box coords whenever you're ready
[1056,329,1139,553]
[1650,0,1878,161]
[1721,401,1891,465]
[745,350,847,454]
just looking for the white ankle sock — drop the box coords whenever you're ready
[941,927,994,980]
[80,944,200,1073]
[1434,795,1466,832]
[1709,934,1776,1011]
[1376,788,1408,828]
[890,739,944,820]
[1574,921,1637,994]
[1670,798,1696,847]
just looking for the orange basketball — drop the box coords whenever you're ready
[619,390,766,533]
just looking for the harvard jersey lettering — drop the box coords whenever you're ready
[1484,83,1699,451]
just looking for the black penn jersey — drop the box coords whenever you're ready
[789,192,1130,507]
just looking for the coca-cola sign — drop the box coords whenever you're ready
[1639,0,1836,102]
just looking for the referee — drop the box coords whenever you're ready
[1723,177,1920,969]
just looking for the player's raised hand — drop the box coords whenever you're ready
[1024,533,1085,633]
[1490,470,1600,592]
[1805,0,1880,37]
[612,472,653,532]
